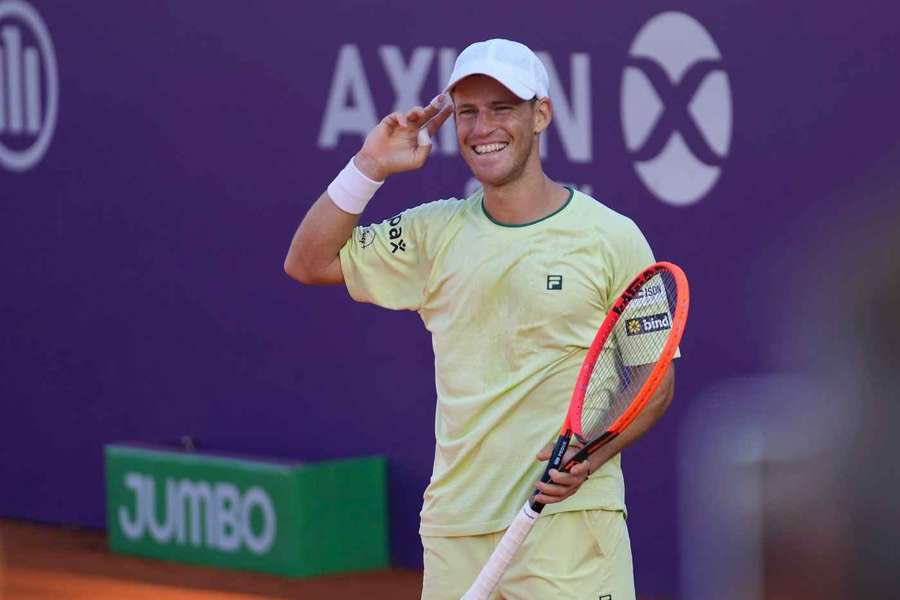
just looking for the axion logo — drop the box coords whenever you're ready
[621,12,731,206]
[117,472,277,555]
[0,0,58,172]
[318,44,592,163]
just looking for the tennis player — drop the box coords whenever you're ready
[285,38,674,600]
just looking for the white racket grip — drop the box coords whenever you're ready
[460,501,540,600]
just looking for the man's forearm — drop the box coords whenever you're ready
[585,364,675,473]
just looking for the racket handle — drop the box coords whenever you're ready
[460,501,539,600]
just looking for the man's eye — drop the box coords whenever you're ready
[495,106,513,113]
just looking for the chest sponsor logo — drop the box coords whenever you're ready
[625,312,671,336]
[546,275,563,290]
[388,214,405,253]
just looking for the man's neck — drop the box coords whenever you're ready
[482,163,569,226]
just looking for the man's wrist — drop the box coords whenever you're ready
[353,152,388,182]
[326,156,384,215]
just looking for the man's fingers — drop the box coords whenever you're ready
[548,468,581,486]
[535,480,568,496]
[534,480,574,504]
[382,112,407,129]
[406,106,427,125]
[562,460,589,477]
[388,96,452,149]
[403,93,448,126]
[426,103,454,137]
[535,443,553,461]
[534,493,563,504]
[417,103,454,147]
[533,463,590,504]
[420,93,448,121]
[571,461,590,479]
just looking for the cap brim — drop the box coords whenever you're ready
[444,65,535,100]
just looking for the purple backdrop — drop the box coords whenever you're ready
[3,1,900,596]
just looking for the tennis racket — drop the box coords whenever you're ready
[461,261,689,600]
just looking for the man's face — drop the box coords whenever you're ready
[452,75,548,187]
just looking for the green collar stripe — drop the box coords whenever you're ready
[481,187,575,228]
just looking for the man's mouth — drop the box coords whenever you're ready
[472,142,509,155]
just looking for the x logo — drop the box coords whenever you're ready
[625,57,726,166]
[391,240,406,253]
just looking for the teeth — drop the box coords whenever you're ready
[474,143,508,155]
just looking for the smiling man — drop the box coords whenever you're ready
[285,39,668,600]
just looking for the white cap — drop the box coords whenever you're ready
[444,38,550,100]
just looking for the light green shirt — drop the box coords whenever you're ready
[339,188,655,537]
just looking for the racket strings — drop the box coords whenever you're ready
[580,271,679,439]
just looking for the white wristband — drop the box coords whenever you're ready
[327,157,384,215]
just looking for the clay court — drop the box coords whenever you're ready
[1,520,421,600]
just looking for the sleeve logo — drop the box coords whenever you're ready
[388,214,406,253]
[357,227,375,248]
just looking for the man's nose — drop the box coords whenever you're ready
[472,111,496,138]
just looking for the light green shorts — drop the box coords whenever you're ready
[421,509,635,600]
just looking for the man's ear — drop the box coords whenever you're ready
[533,97,552,134]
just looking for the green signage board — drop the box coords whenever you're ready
[105,444,389,576]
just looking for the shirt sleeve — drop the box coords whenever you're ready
[606,217,656,306]
[605,218,682,365]
[339,201,448,311]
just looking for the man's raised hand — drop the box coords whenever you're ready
[354,94,454,181]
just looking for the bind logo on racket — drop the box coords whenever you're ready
[625,312,672,335]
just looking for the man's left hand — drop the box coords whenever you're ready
[533,443,591,505]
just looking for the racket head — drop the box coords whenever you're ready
[563,261,689,443]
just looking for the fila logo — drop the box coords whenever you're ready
[547,275,563,291]
[0,0,58,172]
[621,11,731,206]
